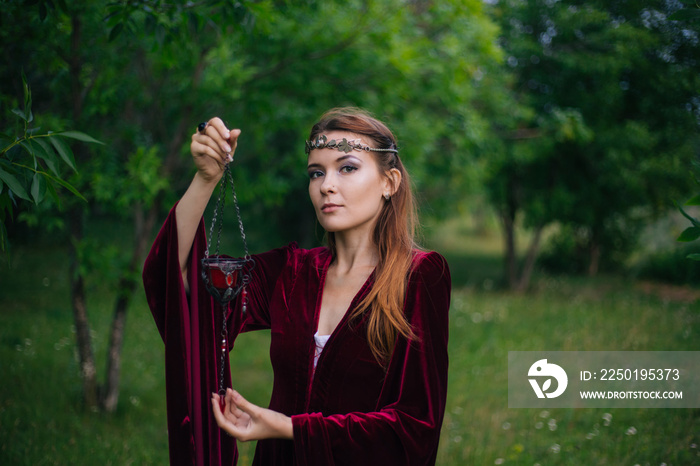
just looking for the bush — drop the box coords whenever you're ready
[633,243,700,286]
[538,223,635,275]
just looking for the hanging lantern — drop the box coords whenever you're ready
[200,163,255,412]
[201,255,251,305]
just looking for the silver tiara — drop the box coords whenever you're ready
[305,135,398,155]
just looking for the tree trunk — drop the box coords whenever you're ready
[100,47,208,411]
[500,209,517,289]
[66,12,102,408]
[499,172,522,290]
[516,224,544,292]
[101,203,160,411]
[69,208,99,409]
[500,209,518,290]
[588,238,601,277]
[102,290,127,412]
[472,203,489,236]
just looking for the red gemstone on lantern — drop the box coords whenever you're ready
[202,256,252,305]
[208,266,238,293]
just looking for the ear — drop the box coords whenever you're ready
[383,168,402,197]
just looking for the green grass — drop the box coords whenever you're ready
[1,218,699,465]
[437,276,699,465]
[0,240,170,465]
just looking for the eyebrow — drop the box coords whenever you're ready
[307,154,361,171]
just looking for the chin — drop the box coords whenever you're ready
[315,212,378,236]
[314,214,341,233]
[317,218,353,234]
[318,223,343,233]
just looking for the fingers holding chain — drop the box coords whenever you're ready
[192,117,239,165]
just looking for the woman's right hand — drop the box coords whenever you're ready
[190,117,241,183]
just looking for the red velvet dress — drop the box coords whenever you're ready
[143,205,451,465]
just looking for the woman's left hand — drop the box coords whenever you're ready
[212,389,294,441]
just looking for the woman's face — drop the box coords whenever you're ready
[307,131,391,236]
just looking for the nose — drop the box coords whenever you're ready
[320,172,337,195]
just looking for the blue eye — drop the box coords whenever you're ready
[340,165,357,174]
[308,170,324,179]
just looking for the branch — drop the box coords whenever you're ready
[249,34,361,82]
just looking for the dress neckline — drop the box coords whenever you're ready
[313,251,376,341]
[305,251,375,394]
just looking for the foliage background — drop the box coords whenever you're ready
[1,0,699,464]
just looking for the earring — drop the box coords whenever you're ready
[383,193,391,201]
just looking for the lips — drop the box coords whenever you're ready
[321,203,341,213]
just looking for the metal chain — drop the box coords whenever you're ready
[226,164,251,314]
[228,167,250,260]
[214,171,226,257]
[203,162,251,400]
[219,303,228,397]
[205,170,227,258]
[204,163,249,260]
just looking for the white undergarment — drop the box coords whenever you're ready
[313,331,331,369]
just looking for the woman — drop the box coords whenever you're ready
[143,108,451,465]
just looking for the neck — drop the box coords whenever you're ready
[330,229,378,274]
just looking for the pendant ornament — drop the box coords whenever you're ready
[199,162,255,413]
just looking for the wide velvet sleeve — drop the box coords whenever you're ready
[290,251,451,466]
[142,204,293,466]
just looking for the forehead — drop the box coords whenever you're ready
[307,130,378,166]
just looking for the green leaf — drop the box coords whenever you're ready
[10,160,85,203]
[678,205,700,228]
[0,132,15,147]
[686,253,700,261]
[0,220,7,253]
[22,71,29,105]
[56,131,104,145]
[30,172,46,204]
[685,194,700,206]
[45,179,61,209]
[669,9,700,21]
[677,226,700,242]
[27,138,53,171]
[49,136,77,171]
[21,71,33,123]
[33,137,54,159]
[38,147,61,177]
[109,22,124,42]
[11,108,27,122]
[49,174,87,202]
[0,168,30,201]
[19,141,40,166]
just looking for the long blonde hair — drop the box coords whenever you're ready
[308,108,419,365]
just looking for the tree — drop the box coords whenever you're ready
[2,0,504,410]
[671,0,700,261]
[485,0,700,289]
[1,75,99,253]
[677,191,700,257]
[1,0,254,411]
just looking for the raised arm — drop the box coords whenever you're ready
[176,118,240,291]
